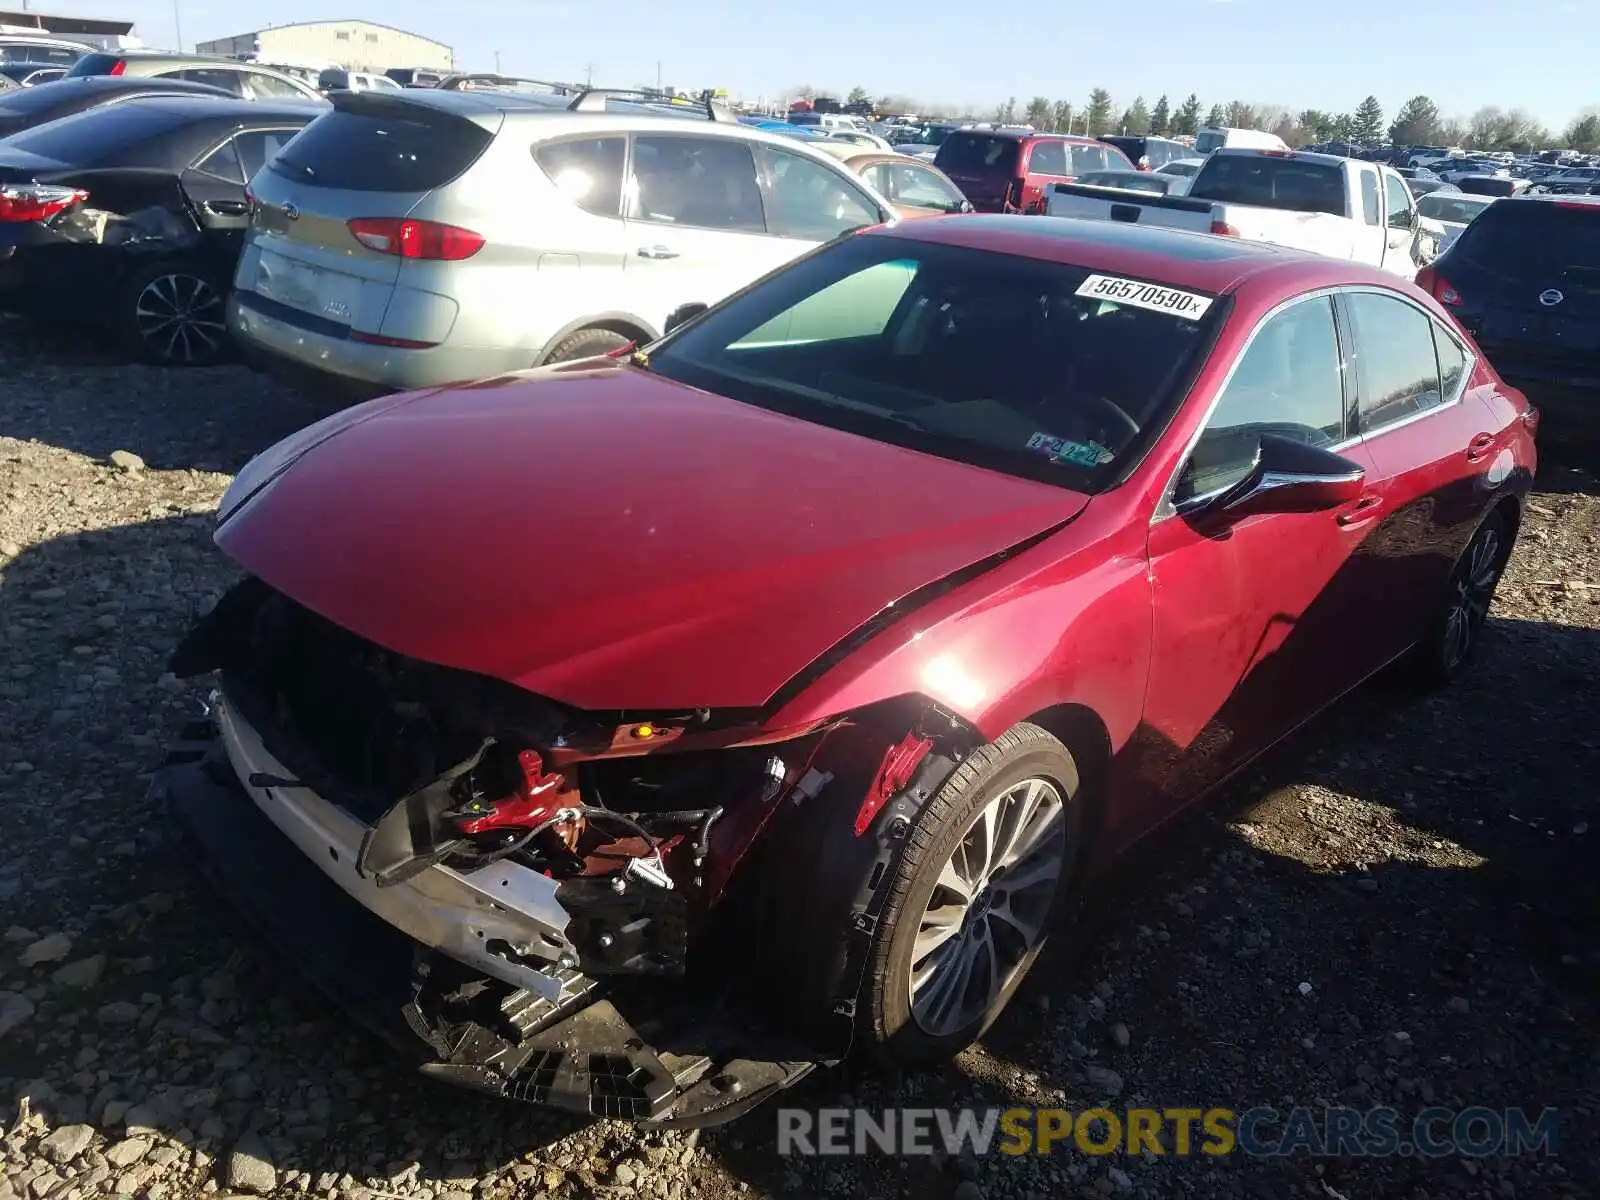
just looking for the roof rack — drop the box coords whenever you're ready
[436,73,575,95]
[566,88,737,124]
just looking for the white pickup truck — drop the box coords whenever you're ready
[1045,148,1429,279]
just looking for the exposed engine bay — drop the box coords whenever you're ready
[159,576,971,1124]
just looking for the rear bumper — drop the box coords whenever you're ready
[154,701,827,1126]
[229,292,530,396]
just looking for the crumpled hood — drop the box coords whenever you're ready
[216,363,1088,711]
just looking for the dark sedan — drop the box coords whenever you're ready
[0,76,233,138]
[0,95,321,364]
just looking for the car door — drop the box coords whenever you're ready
[528,134,636,330]
[1337,288,1498,667]
[1018,139,1070,212]
[1138,293,1382,817]
[621,133,794,332]
[1352,164,1387,267]
[1380,168,1422,277]
[180,131,256,262]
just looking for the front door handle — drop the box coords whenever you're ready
[1336,494,1385,528]
[636,245,680,260]
[203,199,250,217]
[1466,432,1496,462]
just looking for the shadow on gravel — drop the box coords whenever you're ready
[2,482,1596,1200]
[0,316,332,474]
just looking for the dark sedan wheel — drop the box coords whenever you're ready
[861,722,1082,1064]
[121,263,230,366]
[1413,509,1511,686]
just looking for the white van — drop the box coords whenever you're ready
[1193,126,1289,155]
[787,111,864,131]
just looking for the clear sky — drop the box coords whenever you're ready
[52,0,1600,130]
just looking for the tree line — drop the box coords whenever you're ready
[795,86,1600,154]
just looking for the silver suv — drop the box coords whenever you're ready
[227,89,899,397]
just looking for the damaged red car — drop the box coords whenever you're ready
[157,215,1537,1127]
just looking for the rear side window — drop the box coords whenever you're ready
[935,132,1020,175]
[534,136,625,217]
[243,71,305,100]
[1191,156,1346,217]
[2,101,199,165]
[166,69,245,96]
[235,129,299,179]
[193,137,245,184]
[270,108,493,191]
[1345,292,1444,431]
[1071,144,1117,173]
[1028,141,1066,175]
[1450,200,1600,274]
[1359,169,1381,225]
[630,135,765,232]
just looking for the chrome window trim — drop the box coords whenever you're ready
[1339,285,1476,441]
[1152,286,1352,524]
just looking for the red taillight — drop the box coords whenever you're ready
[0,184,88,223]
[1209,219,1240,236]
[1415,266,1462,306]
[349,331,440,349]
[346,217,484,261]
[107,59,126,76]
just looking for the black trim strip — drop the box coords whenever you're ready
[235,289,351,340]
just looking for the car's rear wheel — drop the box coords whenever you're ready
[545,327,633,363]
[1411,509,1511,686]
[860,722,1082,1064]
[119,261,230,366]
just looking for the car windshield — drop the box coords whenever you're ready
[1417,194,1493,224]
[645,235,1223,491]
[911,124,955,146]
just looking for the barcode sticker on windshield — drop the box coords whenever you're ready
[1075,274,1213,320]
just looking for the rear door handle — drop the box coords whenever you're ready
[1466,432,1496,461]
[1336,494,1385,528]
[203,199,250,217]
[636,245,680,260]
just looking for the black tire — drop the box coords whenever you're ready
[1409,509,1512,687]
[544,327,633,364]
[860,722,1083,1065]
[118,260,231,366]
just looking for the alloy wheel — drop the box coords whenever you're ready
[1442,525,1502,671]
[909,777,1068,1038]
[134,273,226,364]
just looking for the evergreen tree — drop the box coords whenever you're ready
[1086,88,1114,135]
[1173,94,1202,136]
[1351,95,1385,145]
[1149,94,1171,136]
[1388,96,1440,147]
[1204,102,1226,128]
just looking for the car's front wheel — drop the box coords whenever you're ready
[860,722,1083,1064]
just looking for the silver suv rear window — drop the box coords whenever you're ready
[270,107,492,192]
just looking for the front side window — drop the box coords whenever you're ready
[1345,291,1445,432]
[628,135,765,233]
[1385,173,1414,228]
[759,146,879,240]
[535,136,625,217]
[1174,296,1345,506]
[888,163,965,211]
[648,236,1222,490]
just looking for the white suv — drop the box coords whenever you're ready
[228,88,899,397]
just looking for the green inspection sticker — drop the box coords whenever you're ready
[1025,432,1114,467]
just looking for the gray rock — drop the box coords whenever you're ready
[0,991,35,1039]
[225,1134,278,1195]
[1109,1022,1131,1048]
[1447,996,1471,1014]
[40,1124,96,1164]
[109,451,145,474]
[19,933,73,967]
[101,1100,130,1126]
[96,1002,140,1026]
[1083,1065,1124,1096]
[4,926,38,943]
[51,956,107,990]
[612,1163,637,1187]
[104,1140,150,1169]
[952,1184,984,1200]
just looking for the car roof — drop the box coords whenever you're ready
[946,128,1099,144]
[868,214,1408,297]
[113,94,325,122]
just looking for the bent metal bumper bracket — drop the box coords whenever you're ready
[153,710,827,1127]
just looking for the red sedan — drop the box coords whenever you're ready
[159,215,1536,1126]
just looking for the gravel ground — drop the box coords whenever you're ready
[1,319,1596,1200]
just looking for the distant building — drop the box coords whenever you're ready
[195,20,453,74]
[0,9,138,49]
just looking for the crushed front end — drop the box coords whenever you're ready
[155,578,965,1125]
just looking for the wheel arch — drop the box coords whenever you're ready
[533,312,660,365]
[1490,491,1522,553]
[1017,702,1114,861]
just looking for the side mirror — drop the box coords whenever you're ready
[1186,434,1366,523]
[663,302,708,336]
